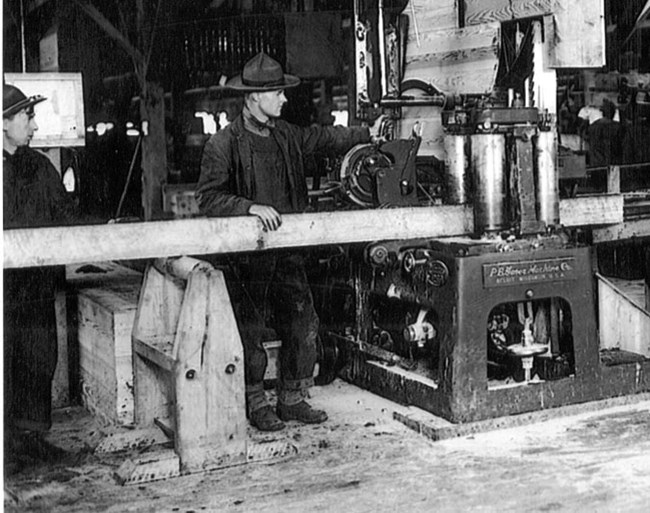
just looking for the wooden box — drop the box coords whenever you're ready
[78,282,141,426]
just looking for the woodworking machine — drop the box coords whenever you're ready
[317,101,607,422]
[307,0,650,424]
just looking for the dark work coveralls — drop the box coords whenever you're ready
[3,147,75,432]
[197,108,368,409]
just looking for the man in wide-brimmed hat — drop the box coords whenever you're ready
[197,52,384,431]
[4,83,75,468]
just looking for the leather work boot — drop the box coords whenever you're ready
[249,405,286,432]
[277,401,328,424]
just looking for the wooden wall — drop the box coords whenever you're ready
[464,0,605,68]
[398,0,605,158]
[545,0,606,68]
[402,21,501,95]
[400,0,500,158]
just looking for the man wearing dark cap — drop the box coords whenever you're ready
[4,83,75,464]
[586,98,625,168]
[197,52,383,431]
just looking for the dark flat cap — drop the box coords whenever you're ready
[3,84,46,118]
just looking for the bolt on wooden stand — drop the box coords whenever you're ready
[111,256,296,485]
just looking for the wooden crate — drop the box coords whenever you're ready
[78,282,141,426]
[53,262,142,409]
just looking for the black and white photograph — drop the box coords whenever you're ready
[3,0,650,511]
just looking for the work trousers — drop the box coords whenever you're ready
[226,252,319,409]
[3,267,61,433]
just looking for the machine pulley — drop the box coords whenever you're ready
[338,133,422,208]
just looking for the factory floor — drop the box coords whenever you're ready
[4,379,650,513]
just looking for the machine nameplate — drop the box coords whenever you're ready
[482,257,578,288]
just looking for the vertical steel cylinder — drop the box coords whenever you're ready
[471,134,507,234]
[444,135,470,204]
[535,130,559,226]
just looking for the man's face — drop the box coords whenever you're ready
[255,89,287,120]
[3,108,38,151]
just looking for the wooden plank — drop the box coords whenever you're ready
[131,265,181,427]
[5,198,628,270]
[95,426,170,453]
[115,448,181,485]
[545,0,605,68]
[607,165,621,194]
[395,392,650,442]
[173,268,247,472]
[597,274,650,357]
[464,0,558,25]
[559,194,623,227]
[3,206,474,269]
[407,21,500,53]
[113,438,297,485]
[592,219,650,243]
[404,0,458,45]
[52,290,69,408]
[131,266,184,346]
[133,348,175,426]
[402,22,500,95]
[133,337,175,373]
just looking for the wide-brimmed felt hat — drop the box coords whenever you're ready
[226,52,300,92]
[3,84,46,118]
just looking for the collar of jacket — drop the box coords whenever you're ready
[242,106,276,136]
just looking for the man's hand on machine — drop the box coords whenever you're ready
[249,204,282,231]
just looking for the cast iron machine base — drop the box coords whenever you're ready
[340,236,648,423]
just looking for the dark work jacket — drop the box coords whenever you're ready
[197,113,370,216]
[3,146,75,303]
[3,147,75,228]
[587,118,624,167]
[3,146,76,431]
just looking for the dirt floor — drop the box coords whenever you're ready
[4,380,650,513]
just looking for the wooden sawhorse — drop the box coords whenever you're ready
[113,256,295,484]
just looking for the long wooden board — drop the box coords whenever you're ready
[592,218,650,243]
[559,194,623,227]
[4,196,628,269]
[3,206,472,269]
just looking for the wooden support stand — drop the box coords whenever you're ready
[113,257,295,485]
